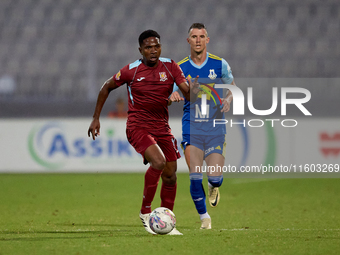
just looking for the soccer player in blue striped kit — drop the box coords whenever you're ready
[171,23,236,229]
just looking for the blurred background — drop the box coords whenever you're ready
[0,0,339,173]
[0,0,339,118]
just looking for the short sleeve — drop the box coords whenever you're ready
[221,58,234,84]
[113,65,130,87]
[171,61,187,86]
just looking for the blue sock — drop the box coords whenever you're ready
[189,173,207,215]
[208,175,223,187]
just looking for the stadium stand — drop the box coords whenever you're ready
[0,0,339,117]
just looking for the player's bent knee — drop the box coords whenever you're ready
[150,157,166,170]
[161,172,177,185]
[161,162,177,184]
[145,144,166,170]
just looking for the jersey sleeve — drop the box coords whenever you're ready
[171,61,187,86]
[113,65,130,87]
[221,58,234,84]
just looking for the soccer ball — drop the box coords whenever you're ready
[149,207,176,235]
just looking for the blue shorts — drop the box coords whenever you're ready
[181,134,226,159]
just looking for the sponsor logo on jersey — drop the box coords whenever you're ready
[159,72,168,82]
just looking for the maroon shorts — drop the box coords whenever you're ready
[126,128,180,164]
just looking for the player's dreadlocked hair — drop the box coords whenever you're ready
[138,30,161,46]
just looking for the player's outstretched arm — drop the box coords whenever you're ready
[88,77,119,140]
[177,75,199,102]
[221,80,236,112]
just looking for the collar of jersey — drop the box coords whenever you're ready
[188,52,209,69]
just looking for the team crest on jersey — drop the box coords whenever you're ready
[159,72,167,82]
[115,70,121,80]
[208,69,217,80]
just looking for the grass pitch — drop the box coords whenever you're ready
[0,173,339,255]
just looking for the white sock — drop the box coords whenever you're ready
[199,212,210,220]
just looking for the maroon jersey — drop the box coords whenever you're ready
[113,57,186,133]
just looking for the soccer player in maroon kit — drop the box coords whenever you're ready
[88,30,194,235]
